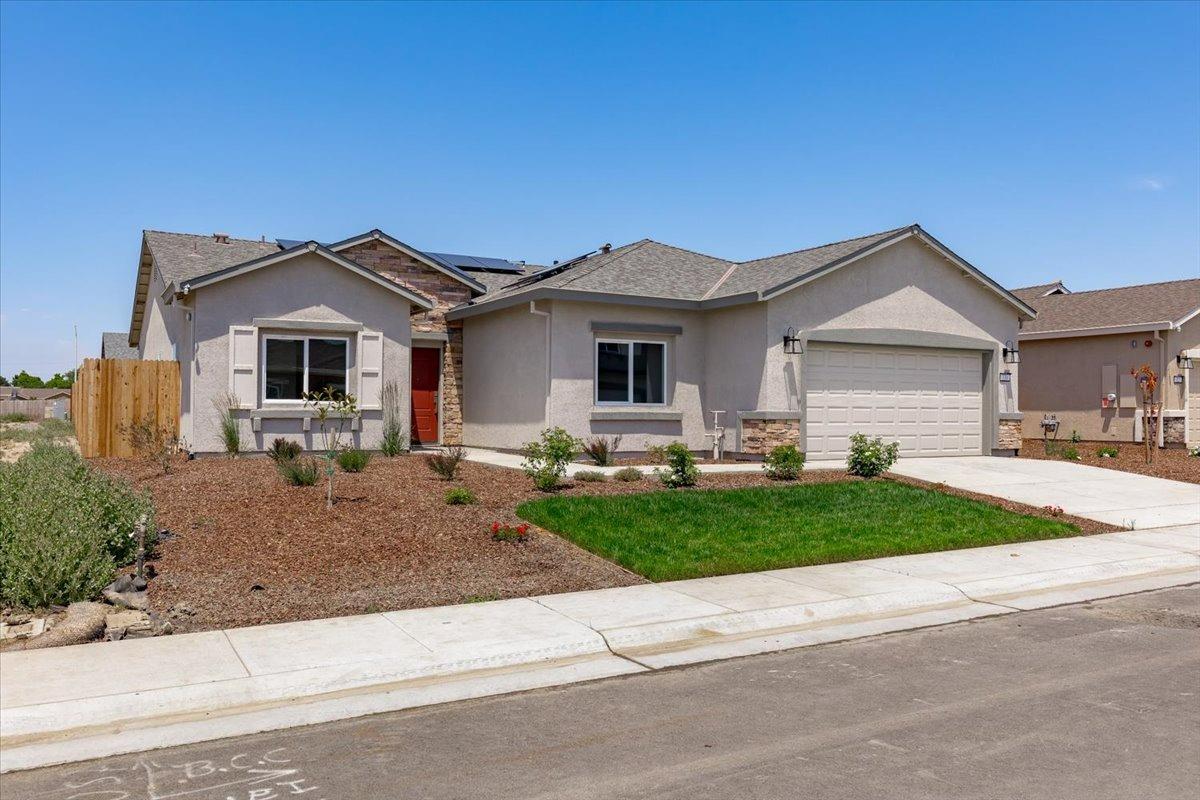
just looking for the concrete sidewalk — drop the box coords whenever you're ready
[3,523,1197,773]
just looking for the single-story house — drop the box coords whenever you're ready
[100,331,140,359]
[3,387,71,400]
[109,224,1034,459]
[1013,278,1200,446]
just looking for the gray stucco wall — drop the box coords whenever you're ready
[762,235,1021,452]
[547,301,710,451]
[462,302,549,449]
[188,252,413,453]
[137,268,184,361]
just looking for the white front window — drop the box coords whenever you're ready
[262,335,349,402]
[595,339,666,405]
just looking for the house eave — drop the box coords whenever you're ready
[1018,321,1173,341]
[446,286,764,321]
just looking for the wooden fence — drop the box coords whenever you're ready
[0,398,66,419]
[71,359,180,458]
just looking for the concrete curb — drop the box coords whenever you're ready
[3,525,1197,773]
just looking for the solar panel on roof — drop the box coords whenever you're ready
[424,251,523,273]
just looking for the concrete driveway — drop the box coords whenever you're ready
[891,456,1200,529]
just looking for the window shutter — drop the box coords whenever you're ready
[228,326,257,408]
[358,330,384,409]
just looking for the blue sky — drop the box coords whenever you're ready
[1,0,1197,377]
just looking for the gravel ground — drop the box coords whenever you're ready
[1019,438,1200,484]
[91,455,1113,634]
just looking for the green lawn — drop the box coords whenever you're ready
[516,481,1080,581]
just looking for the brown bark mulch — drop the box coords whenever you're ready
[1018,439,1200,484]
[91,455,1117,635]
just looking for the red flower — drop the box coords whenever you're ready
[491,521,501,533]
[517,524,529,535]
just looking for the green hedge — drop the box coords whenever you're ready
[0,443,155,608]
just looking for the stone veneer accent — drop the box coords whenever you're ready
[997,419,1022,451]
[741,418,802,455]
[1163,415,1185,445]
[341,239,474,445]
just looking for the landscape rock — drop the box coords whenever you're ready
[2,602,107,650]
[107,575,135,594]
[167,602,196,620]
[102,588,149,611]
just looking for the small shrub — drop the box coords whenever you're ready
[1097,445,1119,459]
[379,380,408,456]
[763,444,805,480]
[1044,505,1064,517]
[120,421,180,474]
[522,427,582,492]
[1069,429,1082,444]
[645,444,667,464]
[445,486,476,505]
[337,448,372,473]
[491,521,530,542]
[846,433,899,478]
[658,442,699,488]
[277,456,320,486]
[0,443,155,608]
[582,435,622,466]
[214,392,243,456]
[1190,445,1200,458]
[574,469,607,483]
[1059,445,1081,461]
[426,445,466,480]
[267,437,302,463]
[613,466,644,482]
[0,412,31,423]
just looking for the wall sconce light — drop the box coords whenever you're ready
[999,370,1012,383]
[1173,375,1185,385]
[783,327,804,355]
[1177,353,1194,370]
[1002,340,1020,364]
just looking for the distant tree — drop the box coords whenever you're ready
[45,371,74,388]
[0,374,9,387]
[11,371,45,388]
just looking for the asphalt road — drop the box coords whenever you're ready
[6,586,1199,800]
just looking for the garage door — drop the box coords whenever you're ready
[805,343,984,460]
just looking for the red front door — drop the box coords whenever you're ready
[411,347,441,444]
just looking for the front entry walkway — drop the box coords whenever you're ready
[891,456,1200,530]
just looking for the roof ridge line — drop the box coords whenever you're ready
[555,239,652,290]
[143,229,276,246]
[737,225,914,267]
[642,239,733,264]
[1041,277,1200,297]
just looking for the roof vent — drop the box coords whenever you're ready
[212,232,230,244]
[599,243,612,254]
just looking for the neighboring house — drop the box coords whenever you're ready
[3,387,71,400]
[100,331,139,359]
[1014,278,1200,446]
[117,224,1034,459]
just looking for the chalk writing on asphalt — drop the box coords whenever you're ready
[51,746,327,800]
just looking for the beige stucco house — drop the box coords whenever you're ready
[105,224,1035,459]
[1014,278,1200,447]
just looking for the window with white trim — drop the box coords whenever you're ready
[595,339,666,404]
[262,335,349,402]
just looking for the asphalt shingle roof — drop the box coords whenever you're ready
[101,331,139,359]
[1011,281,1068,303]
[1020,278,1200,335]
[145,231,280,286]
[705,226,911,299]
[462,226,918,312]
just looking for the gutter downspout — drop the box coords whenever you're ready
[529,301,551,427]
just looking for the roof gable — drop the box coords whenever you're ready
[178,242,436,310]
[328,230,486,293]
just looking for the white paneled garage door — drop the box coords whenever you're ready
[805,343,984,460]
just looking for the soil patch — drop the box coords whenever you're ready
[1019,439,1200,484]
